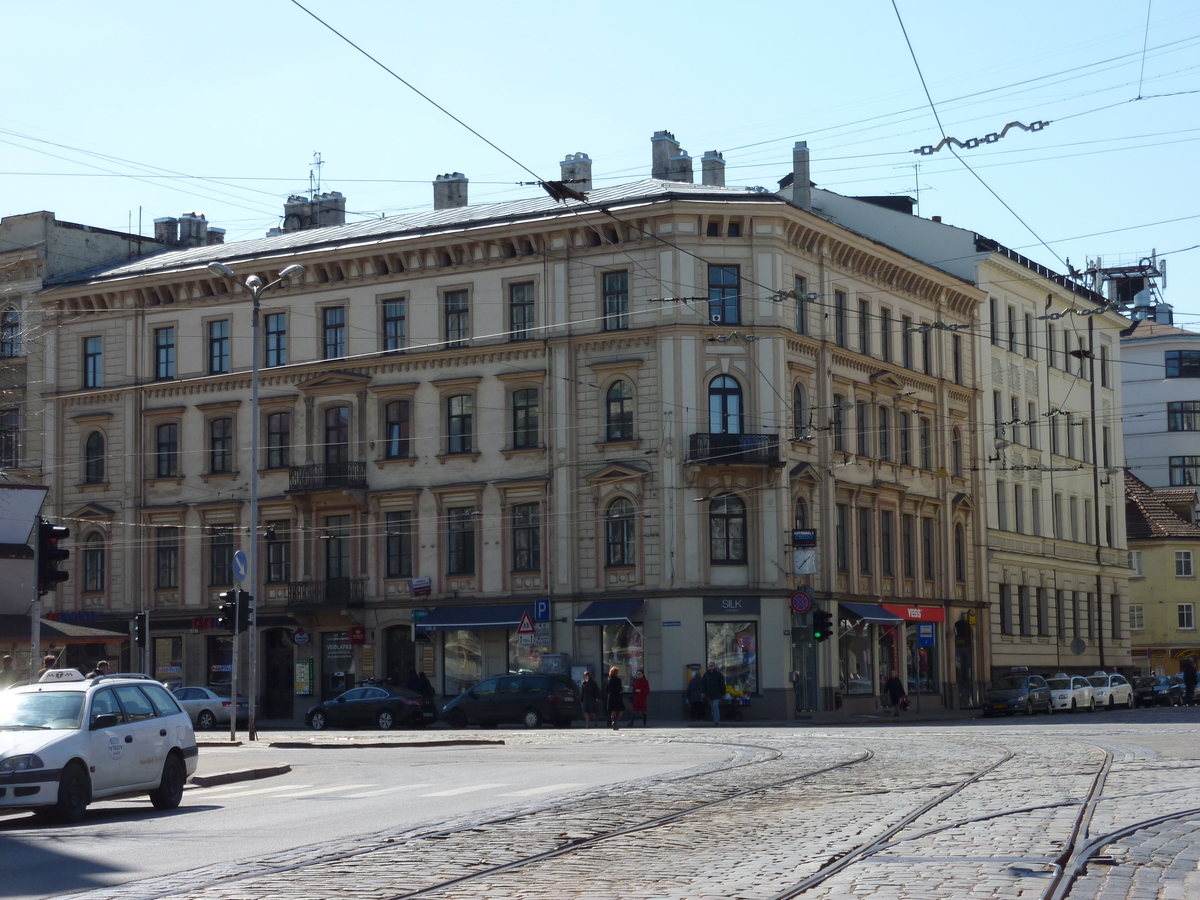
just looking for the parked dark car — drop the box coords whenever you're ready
[1169,671,1200,705]
[306,685,436,730]
[441,673,581,729]
[981,672,1053,716]
[1131,675,1186,708]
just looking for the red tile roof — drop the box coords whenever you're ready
[1125,471,1200,541]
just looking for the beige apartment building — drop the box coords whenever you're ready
[806,189,1133,680]
[35,134,986,720]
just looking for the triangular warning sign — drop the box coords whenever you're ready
[517,611,536,634]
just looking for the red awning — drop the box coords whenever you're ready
[881,604,946,622]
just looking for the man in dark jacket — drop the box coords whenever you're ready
[702,662,726,726]
[416,671,435,700]
[1182,660,1198,707]
[885,671,907,717]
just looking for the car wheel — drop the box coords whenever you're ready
[447,710,467,729]
[522,708,543,729]
[1025,699,1035,716]
[52,761,90,823]
[1071,699,1077,712]
[377,709,394,730]
[149,754,185,811]
[197,710,217,731]
[1127,694,1135,710]
[981,710,993,718]
[1108,697,1115,710]
[1089,698,1097,712]
[309,711,327,731]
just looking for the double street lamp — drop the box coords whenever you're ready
[207,261,304,740]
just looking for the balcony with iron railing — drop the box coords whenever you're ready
[686,433,783,466]
[285,578,367,609]
[288,461,367,492]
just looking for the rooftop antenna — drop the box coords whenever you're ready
[310,152,324,229]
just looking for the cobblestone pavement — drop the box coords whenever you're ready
[66,723,1200,900]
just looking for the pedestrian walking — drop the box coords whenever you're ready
[580,670,601,726]
[0,655,17,690]
[403,668,422,693]
[606,666,625,730]
[686,670,706,721]
[631,669,650,727]
[885,671,907,717]
[86,660,110,680]
[1182,659,1198,707]
[416,670,435,699]
[702,661,726,726]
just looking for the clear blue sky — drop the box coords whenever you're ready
[4,1,1197,316]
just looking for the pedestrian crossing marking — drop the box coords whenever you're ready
[200,783,311,799]
[344,784,431,799]
[275,784,372,798]
[420,783,510,797]
[498,783,583,797]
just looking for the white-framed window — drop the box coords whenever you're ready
[1128,550,1143,577]
[1179,603,1195,630]
[1176,550,1193,577]
[1129,604,1144,631]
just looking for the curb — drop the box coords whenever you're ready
[267,739,505,749]
[190,764,291,788]
[196,740,243,747]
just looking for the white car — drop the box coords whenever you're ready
[1087,672,1134,710]
[0,670,198,821]
[1046,673,1097,713]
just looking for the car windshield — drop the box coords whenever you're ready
[990,676,1028,691]
[1046,677,1071,690]
[1087,676,1109,687]
[0,691,86,730]
[1152,676,1173,687]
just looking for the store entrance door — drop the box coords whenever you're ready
[790,613,819,712]
[954,620,975,708]
[263,629,294,719]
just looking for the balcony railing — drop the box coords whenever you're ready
[686,433,782,466]
[288,461,367,492]
[286,578,367,609]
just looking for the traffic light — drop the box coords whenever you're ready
[235,590,252,634]
[216,590,238,634]
[37,520,71,595]
[132,611,149,647]
[812,608,833,643]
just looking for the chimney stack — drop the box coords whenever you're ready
[282,195,311,233]
[560,152,592,191]
[651,130,680,180]
[206,227,226,246]
[153,217,178,245]
[314,191,347,228]
[701,150,725,187]
[433,173,468,210]
[668,150,693,183]
[792,142,811,210]
[177,213,208,247]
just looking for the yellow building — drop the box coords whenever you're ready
[1125,472,1200,675]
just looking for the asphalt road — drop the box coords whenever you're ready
[0,729,733,900]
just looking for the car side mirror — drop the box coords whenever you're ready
[91,713,120,730]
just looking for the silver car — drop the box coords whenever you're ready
[1046,674,1096,713]
[171,686,248,730]
[1087,672,1134,710]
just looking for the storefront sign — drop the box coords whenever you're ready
[410,577,432,597]
[881,605,946,622]
[703,597,760,615]
[295,659,314,696]
[348,626,366,645]
[292,628,310,645]
[663,621,681,627]
[791,530,817,547]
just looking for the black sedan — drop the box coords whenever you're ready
[306,685,436,730]
[441,673,581,729]
[981,673,1053,717]
[1131,675,1186,708]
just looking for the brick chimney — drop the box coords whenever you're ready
[177,213,208,247]
[314,192,347,228]
[433,173,468,210]
[282,195,311,233]
[153,217,178,245]
[668,150,693,184]
[792,141,811,210]
[701,151,725,187]
[206,227,226,246]
[560,153,592,191]
[651,131,680,180]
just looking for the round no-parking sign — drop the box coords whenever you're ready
[791,591,812,614]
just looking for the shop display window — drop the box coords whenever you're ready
[839,617,874,695]
[154,637,182,688]
[508,631,542,674]
[705,621,757,694]
[206,636,232,688]
[908,624,939,693]
[601,621,644,682]
[443,630,482,696]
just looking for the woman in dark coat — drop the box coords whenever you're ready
[631,669,650,727]
[606,666,625,730]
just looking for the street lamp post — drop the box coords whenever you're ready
[208,261,304,740]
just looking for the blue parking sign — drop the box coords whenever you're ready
[918,623,935,648]
[535,598,551,622]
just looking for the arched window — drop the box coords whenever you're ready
[84,432,105,484]
[951,427,963,477]
[793,384,807,440]
[794,497,809,530]
[954,524,967,583]
[0,308,19,358]
[709,375,742,435]
[710,493,747,563]
[605,498,636,567]
[83,533,105,592]
[605,381,633,442]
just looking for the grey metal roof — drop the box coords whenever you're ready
[45,180,783,289]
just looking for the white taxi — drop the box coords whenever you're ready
[1087,671,1135,710]
[1045,673,1097,713]
[0,670,198,821]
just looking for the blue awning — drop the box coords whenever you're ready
[417,604,534,631]
[840,602,903,623]
[574,600,644,626]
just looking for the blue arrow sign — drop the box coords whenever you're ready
[233,550,248,583]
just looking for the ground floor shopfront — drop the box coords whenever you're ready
[1129,646,1199,677]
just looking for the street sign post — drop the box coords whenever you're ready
[790,590,812,614]
[233,550,248,583]
[534,598,550,622]
[517,611,536,635]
